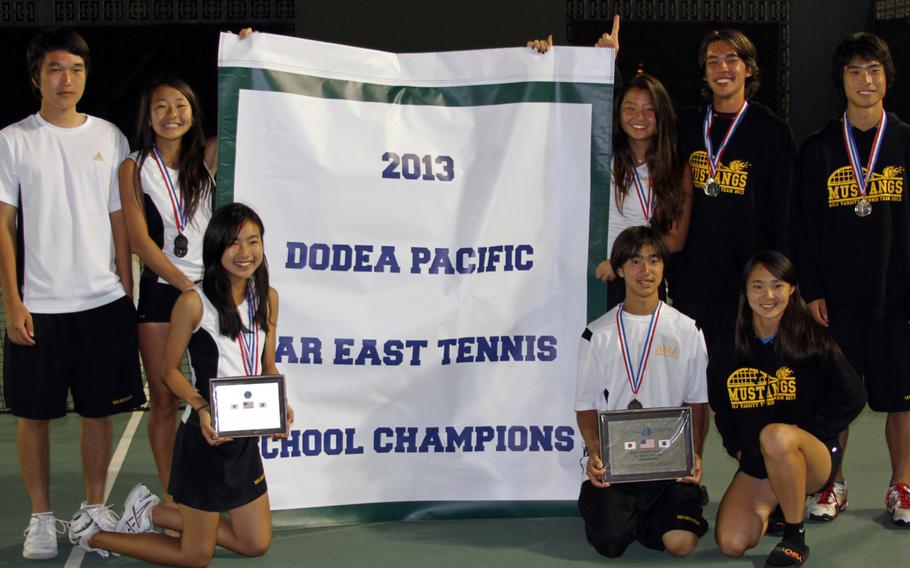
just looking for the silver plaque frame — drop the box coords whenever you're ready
[597,406,694,483]
[209,374,288,438]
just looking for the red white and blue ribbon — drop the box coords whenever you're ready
[616,301,662,398]
[842,111,887,199]
[151,144,186,233]
[237,284,260,376]
[630,165,653,222]
[703,100,749,179]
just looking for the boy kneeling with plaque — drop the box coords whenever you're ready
[575,226,709,557]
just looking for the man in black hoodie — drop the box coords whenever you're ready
[670,29,797,357]
[798,31,910,527]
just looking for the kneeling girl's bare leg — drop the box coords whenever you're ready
[90,505,219,567]
[760,423,832,524]
[715,471,777,557]
[88,494,272,566]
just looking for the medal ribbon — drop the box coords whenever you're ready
[630,165,653,222]
[616,301,662,398]
[703,100,749,179]
[237,285,260,376]
[151,145,186,234]
[842,111,887,199]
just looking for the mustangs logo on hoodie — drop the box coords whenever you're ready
[726,367,796,409]
[827,165,904,208]
[689,151,750,195]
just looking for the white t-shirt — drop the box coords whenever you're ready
[0,113,129,313]
[575,301,708,412]
[129,151,210,283]
[606,162,652,257]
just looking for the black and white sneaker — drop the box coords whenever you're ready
[116,484,161,534]
[68,503,118,558]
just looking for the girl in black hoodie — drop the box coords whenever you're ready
[708,251,866,567]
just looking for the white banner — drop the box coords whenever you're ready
[217,33,613,515]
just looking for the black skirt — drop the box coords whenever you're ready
[169,418,268,512]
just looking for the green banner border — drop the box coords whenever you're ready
[216,65,612,524]
[272,499,578,528]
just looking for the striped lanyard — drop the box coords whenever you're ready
[237,285,260,376]
[703,100,749,179]
[150,145,186,233]
[630,164,653,222]
[842,111,887,199]
[616,301,662,398]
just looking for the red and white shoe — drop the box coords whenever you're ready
[807,481,847,521]
[886,482,910,526]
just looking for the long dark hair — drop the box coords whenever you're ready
[202,203,270,337]
[735,251,839,363]
[133,77,212,225]
[612,74,685,235]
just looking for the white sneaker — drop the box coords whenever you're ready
[807,480,847,521]
[886,482,910,526]
[22,512,66,560]
[69,503,119,557]
[116,484,161,534]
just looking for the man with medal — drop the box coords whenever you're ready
[668,29,797,356]
[574,226,709,557]
[798,32,910,527]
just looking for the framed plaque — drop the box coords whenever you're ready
[209,374,288,438]
[597,406,694,483]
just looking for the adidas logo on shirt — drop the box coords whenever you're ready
[93,152,104,161]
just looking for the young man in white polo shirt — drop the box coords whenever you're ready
[575,225,709,557]
[0,28,144,560]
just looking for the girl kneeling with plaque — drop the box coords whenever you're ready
[71,203,294,565]
[708,251,865,568]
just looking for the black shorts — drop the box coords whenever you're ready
[739,437,843,493]
[578,480,708,557]
[169,417,268,512]
[828,318,910,412]
[817,442,844,492]
[137,279,182,324]
[3,296,145,419]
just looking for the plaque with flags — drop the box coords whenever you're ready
[597,406,694,483]
[209,374,289,438]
